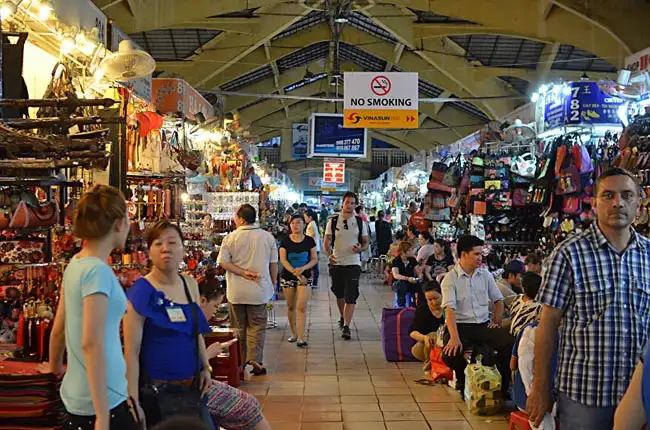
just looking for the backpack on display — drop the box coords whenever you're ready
[330,215,363,247]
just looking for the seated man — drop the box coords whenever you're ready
[409,281,445,374]
[497,260,525,308]
[508,271,542,337]
[440,235,515,398]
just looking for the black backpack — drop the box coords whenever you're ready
[330,215,364,249]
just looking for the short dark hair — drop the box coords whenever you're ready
[290,213,305,223]
[423,280,441,294]
[595,167,639,195]
[394,230,406,241]
[521,271,542,299]
[305,209,317,221]
[377,210,385,218]
[456,235,484,258]
[199,265,225,301]
[408,226,418,237]
[525,252,542,266]
[419,231,433,243]
[433,238,446,248]
[236,204,256,224]
[299,203,307,208]
[146,220,184,248]
[355,205,362,214]
[343,191,358,203]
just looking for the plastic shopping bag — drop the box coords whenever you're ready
[429,346,453,383]
[464,362,502,415]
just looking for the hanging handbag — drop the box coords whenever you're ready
[510,153,538,179]
[512,188,530,207]
[443,155,462,187]
[430,160,448,183]
[555,165,581,195]
[459,169,471,195]
[9,201,59,229]
[562,196,582,214]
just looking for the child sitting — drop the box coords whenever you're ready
[508,271,543,337]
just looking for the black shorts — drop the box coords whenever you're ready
[329,265,361,304]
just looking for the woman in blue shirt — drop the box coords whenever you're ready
[123,220,212,428]
[47,185,140,430]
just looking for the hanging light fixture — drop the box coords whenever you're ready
[37,0,53,20]
[0,1,17,19]
[61,35,76,54]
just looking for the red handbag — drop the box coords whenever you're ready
[9,201,59,228]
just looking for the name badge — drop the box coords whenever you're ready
[166,307,187,323]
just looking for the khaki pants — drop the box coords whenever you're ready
[229,303,267,364]
[411,332,437,372]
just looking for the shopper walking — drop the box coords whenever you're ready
[217,204,278,375]
[280,214,318,347]
[323,192,369,340]
[47,185,141,430]
[197,269,272,430]
[304,209,322,287]
[527,167,650,429]
[375,210,392,257]
[123,220,212,428]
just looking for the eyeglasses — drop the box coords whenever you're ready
[343,219,349,230]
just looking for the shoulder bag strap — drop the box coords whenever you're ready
[180,275,201,383]
[331,215,339,248]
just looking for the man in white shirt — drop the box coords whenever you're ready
[324,192,369,340]
[441,235,514,398]
[217,204,278,376]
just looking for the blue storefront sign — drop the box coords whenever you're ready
[308,114,367,158]
[538,81,625,133]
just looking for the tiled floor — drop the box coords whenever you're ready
[239,263,510,429]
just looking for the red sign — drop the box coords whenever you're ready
[323,159,345,184]
[151,78,215,120]
[370,75,391,96]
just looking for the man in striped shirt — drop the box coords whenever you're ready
[527,167,650,429]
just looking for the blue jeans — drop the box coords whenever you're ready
[557,392,615,430]
[312,252,320,286]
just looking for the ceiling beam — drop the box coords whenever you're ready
[223,62,360,112]
[165,19,258,34]
[535,43,561,88]
[96,0,286,34]
[168,2,315,88]
[413,24,555,44]
[249,102,429,153]
[479,67,615,83]
[391,0,630,68]
[366,5,516,118]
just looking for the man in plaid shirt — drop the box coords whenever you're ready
[527,168,650,429]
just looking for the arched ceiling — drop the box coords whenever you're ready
[94,0,645,153]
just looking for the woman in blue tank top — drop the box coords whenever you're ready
[47,185,141,430]
[123,220,212,428]
[614,345,649,429]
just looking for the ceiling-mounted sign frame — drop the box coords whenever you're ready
[343,72,419,129]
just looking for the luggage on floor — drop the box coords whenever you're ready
[381,307,417,362]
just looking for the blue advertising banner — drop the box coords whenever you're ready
[292,123,308,159]
[538,81,624,133]
[308,114,368,158]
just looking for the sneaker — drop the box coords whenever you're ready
[341,326,351,340]
[338,317,344,330]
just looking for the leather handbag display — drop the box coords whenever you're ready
[9,201,59,229]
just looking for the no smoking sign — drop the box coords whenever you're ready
[371,76,391,96]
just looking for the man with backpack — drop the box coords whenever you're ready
[323,192,369,340]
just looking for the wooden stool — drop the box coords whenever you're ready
[509,410,531,430]
[206,329,243,388]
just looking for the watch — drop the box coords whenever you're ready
[204,364,213,373]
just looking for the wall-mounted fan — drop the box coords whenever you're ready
[98,40,155,81]
[503,119,536,143]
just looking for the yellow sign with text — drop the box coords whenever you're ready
[343,109,419,128]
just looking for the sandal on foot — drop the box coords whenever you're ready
[288,336,297,343]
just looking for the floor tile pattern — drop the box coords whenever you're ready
[237,262,510,429]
